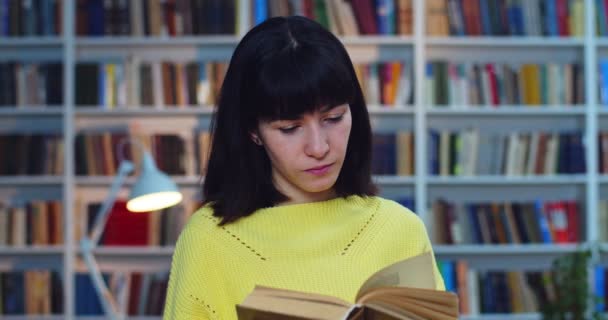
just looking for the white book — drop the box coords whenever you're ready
[545,133,559,174]
[458,63,469,107]
[564,64,573,104]
[152,62,164,109]
[11,206,26,246]
[526,132,540,175]
[367,64,381,106]
[467,269,479,315]
[506,132,520,176]
[130,0,143,36]
[126,56,141,107]
[547,64,559,105]
[394,62,412,106]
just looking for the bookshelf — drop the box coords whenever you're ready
[1,0,607,318]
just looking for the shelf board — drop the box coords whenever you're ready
[367,105,415,115]
[434,244,581,255]
[427,106,585,116]
[339,35,414,45]
[372,175,415,185]
[427,175,586,185]
[0,176,63,186]
[595,38,608,47]
[426,36,584,47]
[0,246,64,256]
[75,106,215,116]
[460,314,539,320]
[0,37,63,47]
[75,176,202,186]
[90,246,175,256]
[75,36,240,47]
[598,243,608,252]
[75,35,414,47]
[597,176,608,184]
[0,107,63,116]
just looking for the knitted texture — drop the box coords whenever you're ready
[163,195,445,319]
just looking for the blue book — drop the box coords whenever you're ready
[478,0,492,35]
[375,0,395,35]
[428,130,440,175]
[599,60,608,105]
[41,0,55,36]
[467,204,482,244]
[2,272,25,314]
[75,273,105,315]
[512,1,525,36]
[596,267,606,312]
[544,0,558,36]
[395,198,415,211]
[0,0,6,36]
[534,200,553,243]
[98,64,105,106]
[254,0,268,26]
[441,261,456,292]
[87,0,105,36]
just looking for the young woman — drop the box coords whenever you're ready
[163,16,445,319]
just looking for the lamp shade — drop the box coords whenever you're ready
[127,151,183,212]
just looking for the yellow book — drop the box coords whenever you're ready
[236,252,458,320]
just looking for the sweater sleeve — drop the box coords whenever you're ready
[163,215,214,319]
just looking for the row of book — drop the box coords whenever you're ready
[74,130,210,176]
[438,261,558,315]
[372,132,414,175]
[79,200,190,247]
[427,0,584,37]
[75,271,168,316]
[428,130,586,176]
[74,60,413,109]
[431,199,581,245]
[0,0,62,37]
[0,63,63,106]
[0,134,64,176]
[252,0,412,36]
[0,201,64,247]
[75,61,225,108]
[76,0,236,36]
[426,62,585,106]
[0,270,63,315]
[355,62,413,107]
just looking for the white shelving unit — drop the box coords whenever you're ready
[1,0,606,318]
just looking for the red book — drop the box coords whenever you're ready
[555,0,569,36]
[565,201,580,243]
[103,200,150,246]
[349,0,378,34]
[485,64,500,106]
[544,201,569,243]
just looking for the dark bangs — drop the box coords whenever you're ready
[250,43,356,121]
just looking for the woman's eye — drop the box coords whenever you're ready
[279,126,298,134]
[326,115,344,123]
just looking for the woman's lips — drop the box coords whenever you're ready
[305,163,333,175]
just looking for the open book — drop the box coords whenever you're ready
[236,252,459,320]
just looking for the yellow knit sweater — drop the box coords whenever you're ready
[163,195,445,319]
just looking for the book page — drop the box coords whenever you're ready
[356,252,436,300]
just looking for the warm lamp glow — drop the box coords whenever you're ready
[126,191,183,212]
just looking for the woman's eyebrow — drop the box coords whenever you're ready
[319,104,344,113]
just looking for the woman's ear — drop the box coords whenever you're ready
[250,132,263,146]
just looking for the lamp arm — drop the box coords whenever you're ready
[90,160,134,244]
[79,160,133,319]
